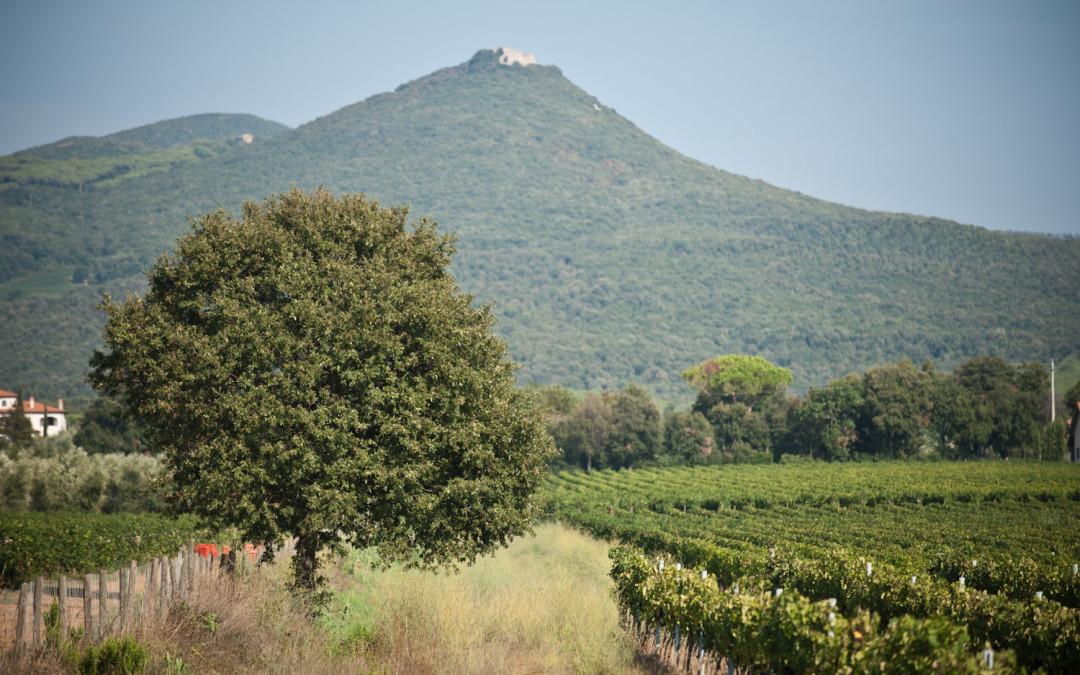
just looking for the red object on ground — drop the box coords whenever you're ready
[193,543,218,558]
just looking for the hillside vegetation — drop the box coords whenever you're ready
[1,50,1077,401]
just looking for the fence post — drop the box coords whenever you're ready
[177,550,185,599]
[98,570,107,639]
[14,582,28,654]
[83,574,93,640]
[142,559,154,621]
[187,539,195,595]
[127,560,137,628]
[160,557,170,611]
[33,575,44,648]
[118,568,128,631]
[58,575,68,640]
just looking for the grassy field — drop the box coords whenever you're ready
[324,522,653,674]
[0,268,75,302]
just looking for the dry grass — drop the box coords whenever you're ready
[326,521,657,674]
[2,561,374,674]
[3,523,661,674]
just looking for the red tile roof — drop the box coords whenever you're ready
[0,391,65,414]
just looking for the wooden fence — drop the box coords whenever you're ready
[0,538,295,654]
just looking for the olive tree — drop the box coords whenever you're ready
[89,188,555,589]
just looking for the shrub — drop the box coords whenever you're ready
[78,636,149,675]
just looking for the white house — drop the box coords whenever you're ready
[0,389,67,436]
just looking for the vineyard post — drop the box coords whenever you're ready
[698,569,707,675]
[656,560,664,649]
[83,574,93,640]
[674,563,682,656]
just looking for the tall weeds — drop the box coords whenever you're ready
[2,559,372,674]
[326,522,647,674]
[3,523,655,673]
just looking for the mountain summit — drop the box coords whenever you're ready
[1,51,1077,399]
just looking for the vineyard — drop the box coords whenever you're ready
[545,461,1080,673]
[0,512,213,587]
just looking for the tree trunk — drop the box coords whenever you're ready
[293,534,319,592]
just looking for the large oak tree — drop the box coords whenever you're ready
[89,188,554,589]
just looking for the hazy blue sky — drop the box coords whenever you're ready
[3,0,1077,234]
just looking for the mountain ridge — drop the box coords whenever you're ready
[1,49,1077,402]
[13,113,290,161]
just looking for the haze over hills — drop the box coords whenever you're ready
[1,48,1078,403]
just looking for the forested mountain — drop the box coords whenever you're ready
[1,49,1078,402]
[13,113,290,160]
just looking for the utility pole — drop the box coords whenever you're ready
[1051,359,1055,423]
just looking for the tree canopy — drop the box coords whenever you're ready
[1,388,35,450]
[73,396,148,454]
[548,384,661,471]
[684,355,793,413]
[88,188,555,589]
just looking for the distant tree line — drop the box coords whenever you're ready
[4,352,1071,514]
[535,354,1075,470]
